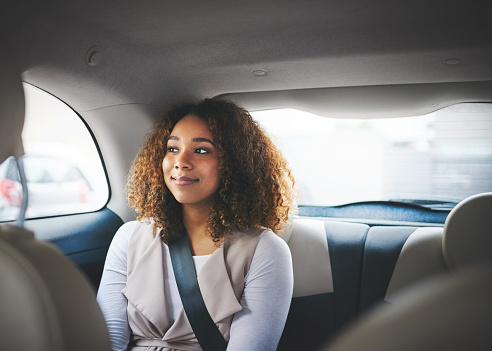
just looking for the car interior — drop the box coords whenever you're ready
[1,0,491,350]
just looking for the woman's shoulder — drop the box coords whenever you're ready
[117,220,139,234]
[113,220,141,241]
[244,228,293,281]
[230,227,288,247]
[228,227,291,262]
[103,221,140,266]
[257,229,291,258]
[112,219,155,246]
[109,220,138,248]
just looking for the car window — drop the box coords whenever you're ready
[0,84,109,221]
[252,103,492,208]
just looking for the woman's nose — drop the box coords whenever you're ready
[174,152,192,170]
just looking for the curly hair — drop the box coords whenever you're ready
[126,98,296,243]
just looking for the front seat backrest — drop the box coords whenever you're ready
[322,265,492,351]
[0,226,113,351]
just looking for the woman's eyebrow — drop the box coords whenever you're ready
[168,136,215,146]
[193,137,215,146]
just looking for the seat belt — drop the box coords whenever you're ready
[168,230,228,351]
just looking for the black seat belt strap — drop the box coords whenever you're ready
[168,231,228,351]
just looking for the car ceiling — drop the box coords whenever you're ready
[2,0,492,117]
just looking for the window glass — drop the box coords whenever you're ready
[252,103,492,207]
[0,84,109,221]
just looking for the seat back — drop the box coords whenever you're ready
[278,218,370,350]
[322,193,492,351]
[383,193,492,304]
[323,265,492,351]
[0,226,112,351]
[383,227,448,303]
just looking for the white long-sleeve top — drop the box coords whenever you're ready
[97,221,293,351]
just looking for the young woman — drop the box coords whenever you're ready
[97,98,296,351]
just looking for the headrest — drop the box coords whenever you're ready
[443,193,492,270]
[0,43,25,164]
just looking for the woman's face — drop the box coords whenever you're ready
[162,114,220,209]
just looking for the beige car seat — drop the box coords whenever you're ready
[0,43,112,351]
[322,192,492,351]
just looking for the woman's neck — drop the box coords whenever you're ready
[182,204,220,256]
[182,204,209,236]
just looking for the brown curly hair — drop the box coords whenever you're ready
[126,98,295,243]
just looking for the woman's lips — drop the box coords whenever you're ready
[171,176,199,186]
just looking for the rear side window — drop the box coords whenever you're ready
[0,84,109,221]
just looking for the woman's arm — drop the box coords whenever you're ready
[227,231,294,351]
[96,221,136,351]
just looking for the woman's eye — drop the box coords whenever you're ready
[167,147,178,153]
[195,148,209,154]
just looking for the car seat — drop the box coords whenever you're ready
[0,42,112,351]
[443,192,492,271]
[321,192,492,351]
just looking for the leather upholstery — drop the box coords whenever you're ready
[321,193,492,350]
[324,265,492,351]
[443,192,492,270]
[0,225,112,351]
